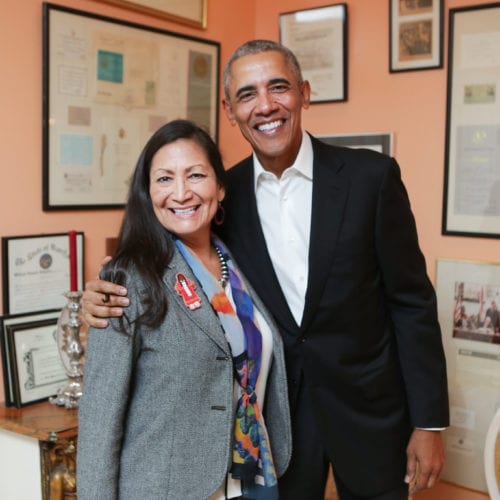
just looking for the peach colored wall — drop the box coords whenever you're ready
[0,0,254,402]
[0,1,496,498]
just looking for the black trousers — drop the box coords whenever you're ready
[277,384,409,500]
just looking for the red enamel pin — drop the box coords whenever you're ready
[175,273,202,310]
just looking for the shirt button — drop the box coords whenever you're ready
[300,336,307,343]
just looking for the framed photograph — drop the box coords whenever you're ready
[318,132,393,156]
[389,0,443,72]
[442,4,500,238]
[436,258,500,492]
[90,0,207,28]
[43,3,220,210]
[0,310,64,407]
[2,233,84,315]
[279,4,347,103]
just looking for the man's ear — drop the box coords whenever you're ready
[222,99,236,126]
[301,80,311,110]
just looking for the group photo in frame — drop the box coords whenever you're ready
[2,232,84,315]
[90,0,207,28]
[279,3,347,103]
[42,2,220,210]
[435,258,500,493]
[0,310,65,408]
[442,3,500,238]
[389,0,443,72]
[318,132,393,156]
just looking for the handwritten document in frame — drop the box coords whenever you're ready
[43,3,219,209]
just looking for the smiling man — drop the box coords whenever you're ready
[217,40,449,500]
[83,40,449,500]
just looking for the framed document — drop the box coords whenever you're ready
[318,133,393,156]
[389,0,443,72]
[442,3,500,238]
[43,3,220,210]
[2,233,84,315]
[279,4,347,103]
[436,258,500,492]
[90,0,207,28]
[0,310,63,407]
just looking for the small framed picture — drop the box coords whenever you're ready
[389,0,443,72]
[0,310,65,408]
[318,132,393,156]
[279,4,348,103]
[2,233,84,315]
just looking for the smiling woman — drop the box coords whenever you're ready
[76,119,292,499]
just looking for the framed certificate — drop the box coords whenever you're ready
[2,233,84,315]
[0,310,64,408]
[442,3,500,238]
[279,4,347,103]
[43,3,220,209]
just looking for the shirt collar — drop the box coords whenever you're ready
[253,131,313,190]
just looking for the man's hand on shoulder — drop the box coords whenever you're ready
[82,277,129,328]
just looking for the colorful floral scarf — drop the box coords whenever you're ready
[175,236,278,499]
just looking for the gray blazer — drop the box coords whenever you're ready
[77,246,291,499]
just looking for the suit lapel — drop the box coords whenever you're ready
[300,137,350,332]
[164,248,230,354]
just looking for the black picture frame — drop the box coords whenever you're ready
[389,0,443,73]
[442,3,500,238]
[279,4,348,103]
[42,2,220,210]
[2,232,85,315]
[0,310,63,407]
[318,133,393,156]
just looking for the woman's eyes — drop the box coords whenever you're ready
[155,173,206,183]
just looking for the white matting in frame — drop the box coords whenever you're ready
[436,258,500,493]
[2,232,84,315]
[317,133,393,156]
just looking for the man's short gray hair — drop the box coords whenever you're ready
[223,40,304,101]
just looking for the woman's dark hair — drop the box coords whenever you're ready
[103,119,226,333]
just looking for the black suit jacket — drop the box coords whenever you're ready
[218,135,449,495]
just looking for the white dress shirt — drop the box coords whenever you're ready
[254,131,313,326]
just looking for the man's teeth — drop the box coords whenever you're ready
[258,120,282,132]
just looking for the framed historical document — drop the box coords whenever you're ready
[0,310,63,407]
[436,258,500,492]
[43,3,220,210]
[389,0,443,72]
[279,4,347,103]
[442,3,500,238]
[91,0,207,28]
[2,233,84,315]
[318,132,393,156]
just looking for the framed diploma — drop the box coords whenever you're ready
[2,233,84,315]
[442,3,500,238]
[43,3,220,210]
[436,258,500,492]
[279,4,347,103]
[0,310,64,408]
[317,133,393,156]
[389,0,443,72]
[90,0,207,29]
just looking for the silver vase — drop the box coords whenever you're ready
[50,291,85,409]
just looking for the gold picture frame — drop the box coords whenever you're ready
[91,0,207,29]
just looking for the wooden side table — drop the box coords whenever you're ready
[0,400,78,499]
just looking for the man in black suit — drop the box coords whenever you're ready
[84,40,449,499]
